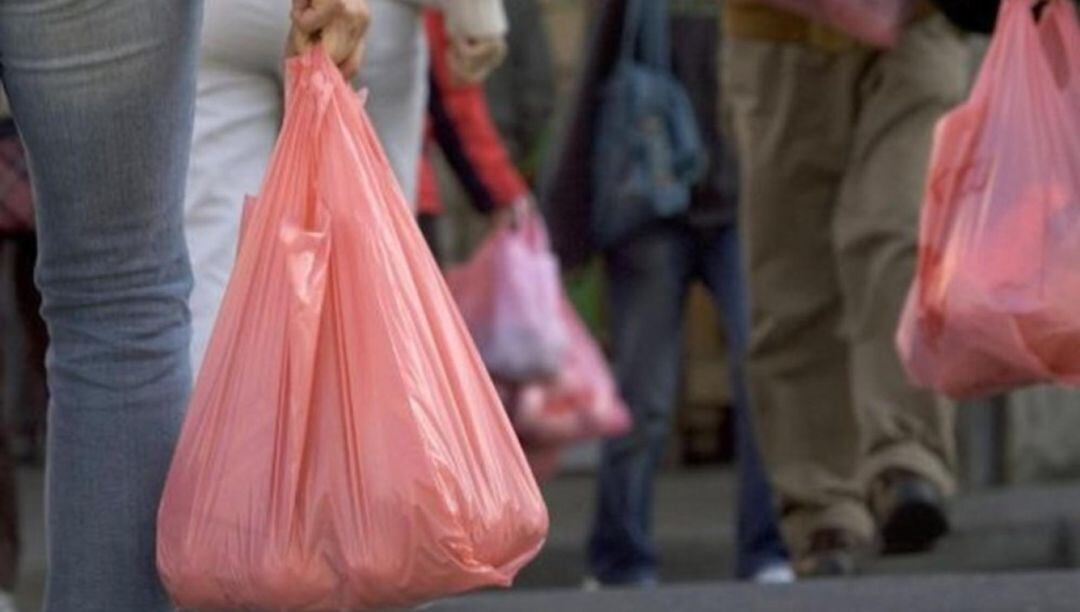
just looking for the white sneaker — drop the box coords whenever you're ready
[0,590,19,612]
[752,561,797,585]
[581,577,603,592]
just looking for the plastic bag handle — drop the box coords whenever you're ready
[506,200,552,254]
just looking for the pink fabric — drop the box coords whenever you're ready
[897,0,1080,400]
[157,49,548,611]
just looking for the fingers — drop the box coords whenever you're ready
[287,0,370,78]
[448,36,508,84]
[320,22,366,72]
[291,0,343,34]
[335,34,365,80]
[292,0,370,37]
[285,25,312,58]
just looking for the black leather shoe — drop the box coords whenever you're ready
[869,469,950,555]
[793,529,867,578]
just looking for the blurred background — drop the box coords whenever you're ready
[4,1,1080,610]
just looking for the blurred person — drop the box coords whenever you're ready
[186,0,508,373]
[0,121,47,468]
[419,11,623,486]
[0,116,46,612]
[0,240,46,467]
[0,2,367,610]
[483,0,557,181]
[722,1,971,575]
[542,0,793,585]
[417,8,530,261]
[0,248,21,612]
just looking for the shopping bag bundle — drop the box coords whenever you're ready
[157,49,548,611]
[757,0,916,47]
[509,296,633,451]
[445,212,568,382]
[447,213,632,482]
[897,0,1080,399]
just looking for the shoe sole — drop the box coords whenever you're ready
[880,499,949,555]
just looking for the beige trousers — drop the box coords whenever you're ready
[722,14,971,556]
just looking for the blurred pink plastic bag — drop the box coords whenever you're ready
[897,0,1080,400]
[445,212,568,382]
[758,0,915,47]
[495,298,632,484]
[157,49,548,611]
[509,297,632,450]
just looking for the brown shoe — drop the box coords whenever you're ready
[869,468,950,555]
[793,529,868,578]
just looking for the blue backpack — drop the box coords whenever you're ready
[591,0,706,248]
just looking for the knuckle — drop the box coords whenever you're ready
[345,0,368,19]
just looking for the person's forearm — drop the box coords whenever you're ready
[436,0,508,37]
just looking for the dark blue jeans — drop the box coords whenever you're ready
[589,222,788,583]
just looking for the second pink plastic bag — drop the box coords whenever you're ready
[897,0,1080,399]
[758,0,915,47]
[445,213,568,382]
[510,296,633,449]
[157,50,548,611]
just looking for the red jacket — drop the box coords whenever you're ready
[418,11,529,216]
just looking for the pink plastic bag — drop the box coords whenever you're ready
[897,0,1080,400]
[758,0,915,47]
[445,212,568,382]
[157,50,548,611]
[508,297,633,449]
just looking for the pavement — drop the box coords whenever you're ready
[13,466,1080,610]
[435,573,1080,612]
[515,469,1080,587]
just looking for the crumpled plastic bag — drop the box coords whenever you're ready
[509,297,632,450]
[758,0,915,47]
[897,0,1080,400]
[157,49,548,611]
[445,212,567,382]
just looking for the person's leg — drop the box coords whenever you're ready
[361,0,429,207]
[836,14,969,549]
[699,224,789,580]
[12,237,46,463]
[187,0,290,374]
[589,225,692,586]
[0,2,203,609]
[722,33,876,569]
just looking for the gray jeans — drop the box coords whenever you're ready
[0,1,203,609]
